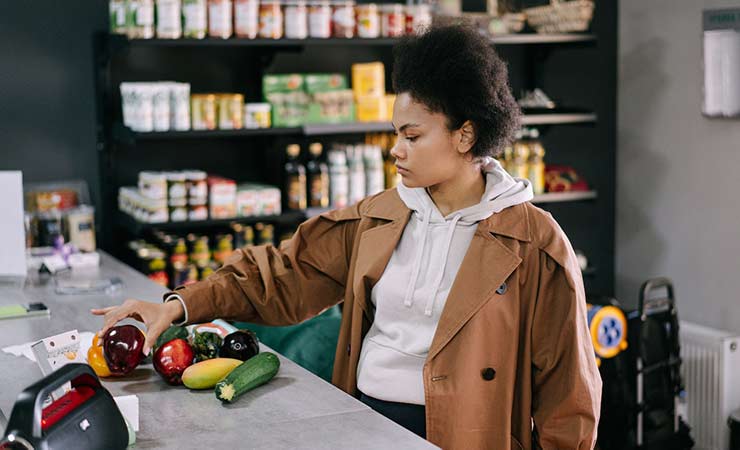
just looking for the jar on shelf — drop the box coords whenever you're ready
[156,0,182,38]
[209,0,233,38]
[127,0,155,39]
[182,0,207,38]
[109,0,128,34]
[259,0,284,39]
[308,0,332,38]
[285,1,309,39]
[405,4,431,35]
[235,0,259,38]
[332,0,356,38]
[191,94,217,130]
[217,94,244,130]
[381,4,405,38]
[356,4,380,38]
[527,128,546,195]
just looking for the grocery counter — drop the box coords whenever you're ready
[0,252,436,449]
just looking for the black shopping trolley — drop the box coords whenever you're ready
[626,277,694,449]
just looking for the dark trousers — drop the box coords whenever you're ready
[359,392,427,439]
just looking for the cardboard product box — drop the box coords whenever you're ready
[307,90,356,124]
[305,74,348,94]
[385,94,396,120]
[356,95,388,122]
[237,184,281,217]
[266,91,310,127]
[207,176,236,219]
[263,74,305,96]
[351,62,386,99]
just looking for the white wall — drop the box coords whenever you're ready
[618,0,740,333]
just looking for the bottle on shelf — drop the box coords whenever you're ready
[284,144,307,210]
[347,145,366,204]
[527,128,546,195]
[511,129,530,181]
[328,146,350,208]
[306,142,330,208]
[363,144,385,196]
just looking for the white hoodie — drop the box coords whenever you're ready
[356,158,533,405]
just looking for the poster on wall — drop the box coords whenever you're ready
[703,9,740,117]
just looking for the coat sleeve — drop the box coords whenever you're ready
[531,249,603,450]
[169,203,362,326]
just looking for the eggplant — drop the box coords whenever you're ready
[219,330,260,361]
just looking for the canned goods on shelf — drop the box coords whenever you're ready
[357,4,380,38]
[381,4,405,38]
[182,0,208,39]
[208,0,233,38]
[332,0,356,38]
[156,0,183,38]
[218,94,244,130]
[259,0,284,39]
[234,0,259,38]
[308,0,332,38]
[244,103,272,129]
[405,4,432,35]
[285,1,309,39]
[191,94,217,130]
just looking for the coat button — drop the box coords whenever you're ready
[496,283,507,295]
[481,367,496,381]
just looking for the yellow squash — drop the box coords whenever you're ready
[182,358,242,390]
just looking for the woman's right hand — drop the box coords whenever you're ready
[91,299,185,356]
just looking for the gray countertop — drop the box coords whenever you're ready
[0,252,435,449]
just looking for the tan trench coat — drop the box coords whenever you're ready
[175,188,602,449]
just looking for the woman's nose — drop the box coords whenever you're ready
[390,140,404,160]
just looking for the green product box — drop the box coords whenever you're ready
[262,74,305,97]
[266,91,309,127]
[304,74,348,94]
[305,89,356,124]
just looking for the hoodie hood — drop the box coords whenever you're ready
[394,157,533,316]
[397,157,533,224]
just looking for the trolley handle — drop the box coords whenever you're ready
[639,277,675,317]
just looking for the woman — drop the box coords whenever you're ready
[94,25,601,449]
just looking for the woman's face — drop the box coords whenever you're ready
[390,93,467,188]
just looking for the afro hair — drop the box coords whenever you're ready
[392,24,520,158]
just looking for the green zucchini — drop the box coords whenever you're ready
[214,352,280,403]
[155,325,189,349]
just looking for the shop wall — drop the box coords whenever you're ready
[0,3,107,209]
[617,0,740,332]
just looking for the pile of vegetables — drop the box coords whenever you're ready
[88,324,279,403]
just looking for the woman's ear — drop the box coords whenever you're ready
[457,120,476,155]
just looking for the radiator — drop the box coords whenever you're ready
[680,321,740,450]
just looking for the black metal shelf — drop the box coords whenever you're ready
[532,191,597,203]
[113,111,596,144]
[116,210,306,235]
[109,33,596,49]
[521,111,597,126]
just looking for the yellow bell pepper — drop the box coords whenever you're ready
[87,333,112,378]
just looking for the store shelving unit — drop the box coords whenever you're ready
[94,3,616,295]
[110,33,597,49]
[113,111,596,144]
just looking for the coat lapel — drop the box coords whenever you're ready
[352,190,411,319]
[427,205,529,361]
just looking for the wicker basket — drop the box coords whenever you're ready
[524,0,595,34]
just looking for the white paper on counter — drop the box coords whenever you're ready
[2,331,95,363]
[0,171,27,277]
[114,395,140,432]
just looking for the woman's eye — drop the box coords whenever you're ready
[406,136,418,142]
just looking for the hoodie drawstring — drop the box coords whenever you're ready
[403,207,432,308]
[423,214,462,316]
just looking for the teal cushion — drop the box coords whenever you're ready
[234,305,342,382]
